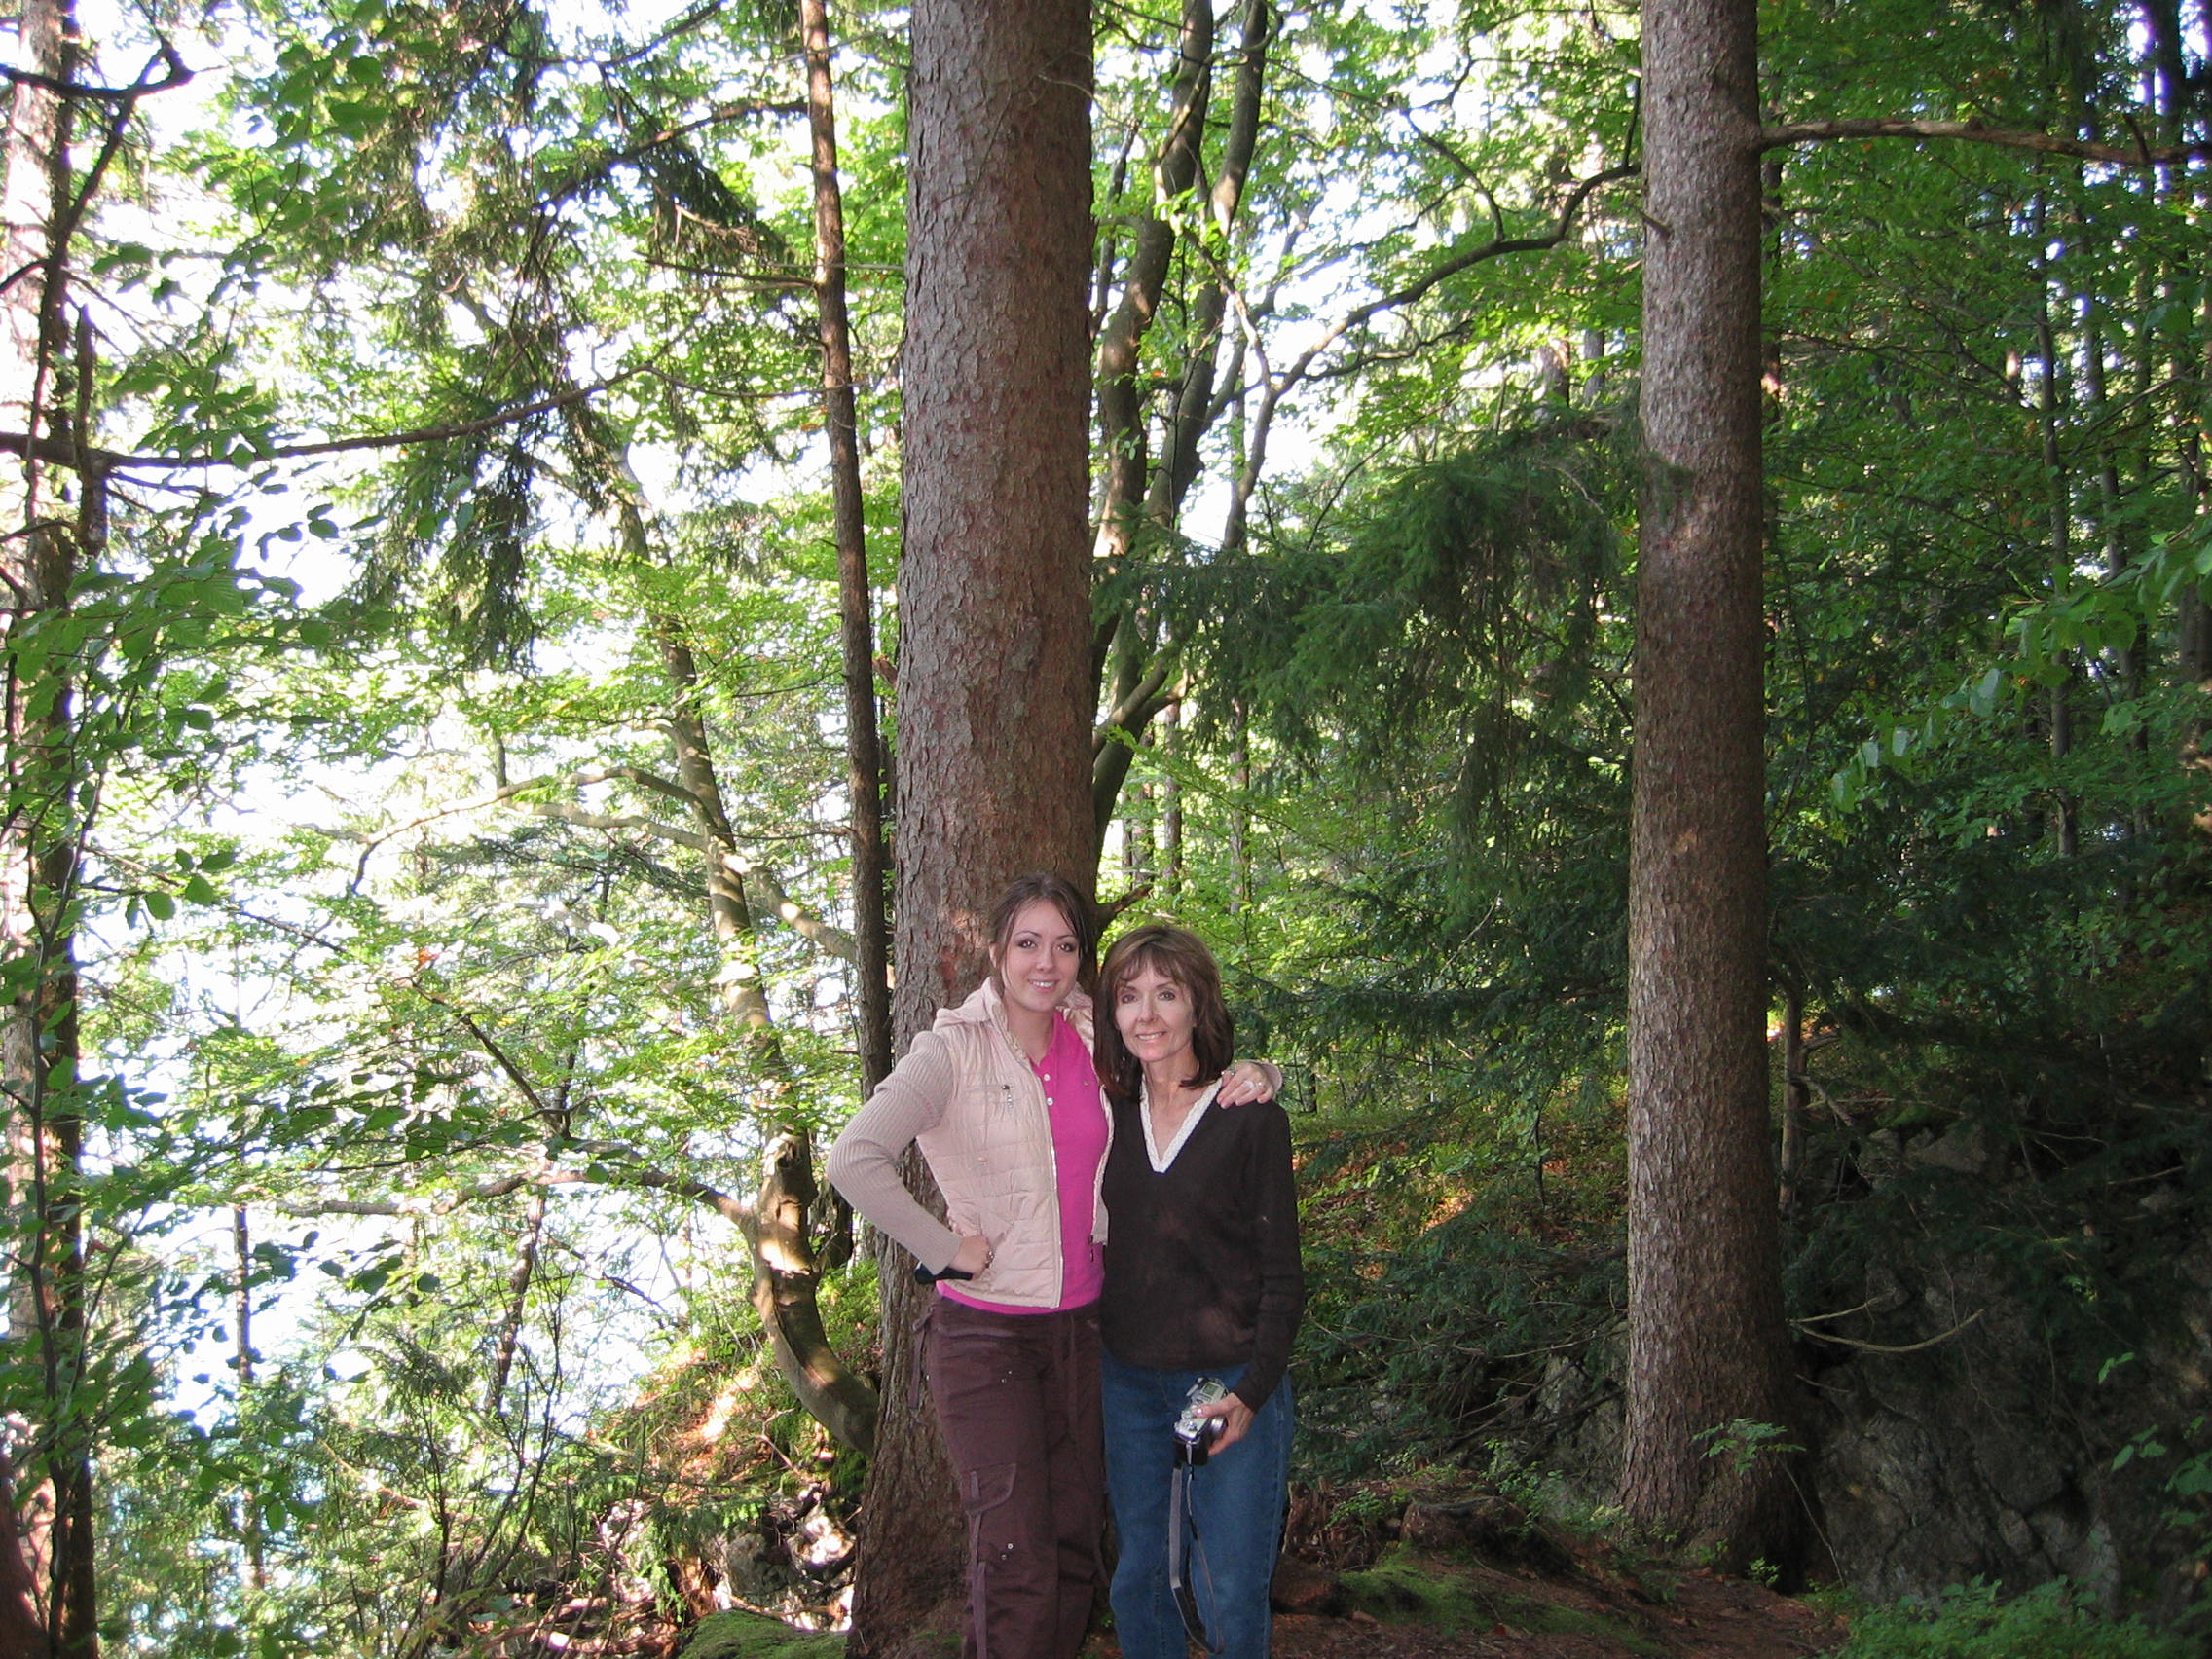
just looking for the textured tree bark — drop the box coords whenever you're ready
[0,1447,42,1655]
[232,1198,268,1591]
[1622,0,1797,1567]
[801,0,893,1093]
[846,0,1096,1651]
[2,4,98,1649]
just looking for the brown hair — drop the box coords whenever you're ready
[987,872,1100,994]
[1094,923,1235,1102]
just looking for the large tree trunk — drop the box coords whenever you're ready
[0,1448,43,1654]
[846,0,1096,1650]
[1621,0,1797,1568]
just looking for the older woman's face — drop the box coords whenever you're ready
[1113,961,1197,1077]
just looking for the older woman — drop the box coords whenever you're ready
[827,877,1279,1659]
[1093,923,1304,1659]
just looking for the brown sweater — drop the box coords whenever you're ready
[1099,1091,1305,1410]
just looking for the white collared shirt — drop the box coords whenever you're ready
[1140,1077,1224,1172]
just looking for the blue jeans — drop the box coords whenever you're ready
[1101,1351,1292,1659]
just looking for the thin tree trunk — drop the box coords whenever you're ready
[483,1186,547,1419]
[1777,983,1807,1219]
[2178,288,2212,708]
[1623,0,1797,1568]
[2031,187,2078,856]
[1228,698,1250,912]
[801,0,892,1093]
[848,0,1096,1648]
[2080,309,2137,702]
[1149,0,1268,524]
[651,606,879,1448]
[1092,0,1214,568]
[2143,1,2211,756]
[1090,0,1273,833]
[1161,695,1183,900]
[749,1131,877,1454]
[232,1200,267,1592]
[2,6,97,1644]
[572,456,880,1446]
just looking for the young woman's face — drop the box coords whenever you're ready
[993,899,1083,1018]
[1112,961,1197,1079]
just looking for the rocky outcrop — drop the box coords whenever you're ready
[1518,1164,2212,1623]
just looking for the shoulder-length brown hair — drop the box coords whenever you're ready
[1094,923,1235,1102]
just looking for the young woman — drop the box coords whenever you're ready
[826,876,1279,1659]
[1093,923,1304,1659]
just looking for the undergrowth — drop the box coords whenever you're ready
[1821,1579,2197,1659]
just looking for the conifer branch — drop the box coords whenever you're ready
[346,765,706,880]
[0,378,636,477]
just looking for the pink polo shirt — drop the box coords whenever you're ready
[941,1012,1107,1314]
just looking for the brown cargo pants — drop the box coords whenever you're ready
[922,1295,1106,1659]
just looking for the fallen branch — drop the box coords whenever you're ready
[1796,1307,1985,1353]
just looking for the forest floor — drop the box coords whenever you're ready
[654,1477,1849,1659]
[672,1562,1845,1659]
[1236,1485,1846,1659]
[1260,1552,1843,1659]
[670,1487,1848,1659]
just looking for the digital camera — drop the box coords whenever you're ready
[1173,1376,1228,1465]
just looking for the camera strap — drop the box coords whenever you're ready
[1167,1448,1223,1654]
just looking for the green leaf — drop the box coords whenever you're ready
[1968,667,2002,719]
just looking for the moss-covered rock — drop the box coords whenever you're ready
[677,1609,847,1659]
[1336,1543,1667,1655]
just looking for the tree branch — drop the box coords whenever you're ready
[2,40,190,102]
[346,765,705,882]
[742,867,857,964]
[272,1162,581,1218]
[345,770,857,965]
[268,1135,881,1452]
[1759,118,2212,167]
[0,376,638,477]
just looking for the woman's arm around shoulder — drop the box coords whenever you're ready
[1213,1058,1284,1105]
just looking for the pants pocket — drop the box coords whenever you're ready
[962,1459,1019,1519]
